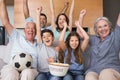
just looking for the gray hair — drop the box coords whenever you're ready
[94,17,113,35]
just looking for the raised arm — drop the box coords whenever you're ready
[60,0,69,13]
[59,21,67,51]
[79,9,86,26]
[68,0,74,32]
[36,7,42,43]
[0,0,13,36]
[75,21,89,52]
[117,13,120,26]
[77,9,86,38]
[23,0,30,19]
[50,0,56,30]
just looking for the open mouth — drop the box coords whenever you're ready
[46,40,50,43]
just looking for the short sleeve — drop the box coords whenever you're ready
[37,41,43,51]
[25,17,33,22]
[9,29,20,42]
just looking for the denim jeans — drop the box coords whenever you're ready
[35,72,62,80]
[63,73,84,80]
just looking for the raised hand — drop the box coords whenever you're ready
[64,0,69,7]
[36,6,42,14]
[0,0,14,35]
[79,9,86,26]
[62,20,68,29]
[79,9,86,18]
[36,6,42,43]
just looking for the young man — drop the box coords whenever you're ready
[23,0,69,30]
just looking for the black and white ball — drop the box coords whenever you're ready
[12,53,33,71]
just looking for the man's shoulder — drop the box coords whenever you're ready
[42,25,52,30]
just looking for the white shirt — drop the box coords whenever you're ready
[9,29,38,68]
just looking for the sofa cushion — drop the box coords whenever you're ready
[0,58,6,71]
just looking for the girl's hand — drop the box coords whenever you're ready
[54,46,60,52]
[47,57,54,63]
[75,20,80,27]
[79,9,86,18]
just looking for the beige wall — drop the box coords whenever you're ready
[14,0,103,34]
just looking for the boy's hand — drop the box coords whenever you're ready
[36,6,42,14]
[47,57,54,63]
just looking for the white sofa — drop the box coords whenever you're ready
[0,42,12,70]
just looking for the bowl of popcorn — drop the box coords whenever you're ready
[49,62,69,77]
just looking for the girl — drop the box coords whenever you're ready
[58,20,89,80]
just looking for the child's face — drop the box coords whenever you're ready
[69,36,79,50]
[42,32,54,46]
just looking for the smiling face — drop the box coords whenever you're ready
[96,20,111,40]
[69,36,79,50]
[58,15,66,29]
[41,30,54,47]
[56,13,69,31]
[24,22,36,43]
[40,15,47,28]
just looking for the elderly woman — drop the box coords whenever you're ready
[83,13,120,80]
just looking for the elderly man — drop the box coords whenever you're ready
[0,0,38,80]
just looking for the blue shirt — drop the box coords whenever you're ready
[64,49,84,75]
[86,25,120,74]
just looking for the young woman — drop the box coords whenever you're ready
[58,20,89,80]
[50,0,74,41]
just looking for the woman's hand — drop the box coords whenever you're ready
[63,21,68,29]
[64,0,69,7]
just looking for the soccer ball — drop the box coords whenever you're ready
[12,53,33,71]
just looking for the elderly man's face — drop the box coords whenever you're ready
[24,22,36,42]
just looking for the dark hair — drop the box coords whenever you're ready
[41,29,54,37]
[55,13,69,32]
[40,13,47,20]
[58,32,83,64]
